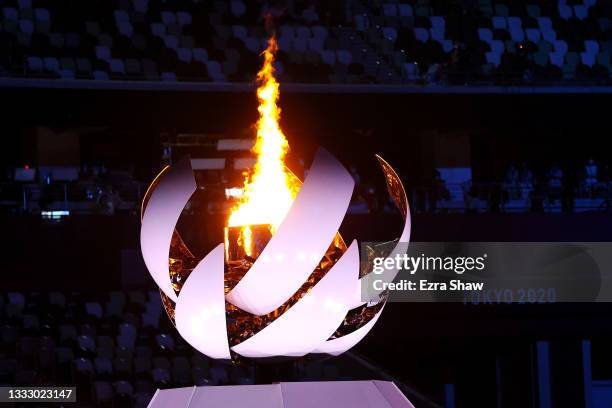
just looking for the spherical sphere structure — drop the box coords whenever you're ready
[140,148,410,359]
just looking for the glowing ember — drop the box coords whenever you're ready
[227,36,300,256]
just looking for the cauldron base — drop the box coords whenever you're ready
[147,380,414,407]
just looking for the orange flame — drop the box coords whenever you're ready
[227,36,300,255]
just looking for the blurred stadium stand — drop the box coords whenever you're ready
[0,290,434,408]
[0,0,611,85]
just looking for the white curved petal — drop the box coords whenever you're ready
[226,148,355,316]
[140,158,195,301]
[175,244,231,359]
[232,241,360,358]
[312,302,386,356]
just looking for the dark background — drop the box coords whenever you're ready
[2,86,612,407]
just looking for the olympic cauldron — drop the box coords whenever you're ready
[140,149,410,360]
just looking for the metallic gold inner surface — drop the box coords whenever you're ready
[376,154,408,219]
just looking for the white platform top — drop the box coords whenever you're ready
[148,380,414,408]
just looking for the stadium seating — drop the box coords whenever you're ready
[0,289,367,407]
[0,0,609,85]
[0,291,250,407]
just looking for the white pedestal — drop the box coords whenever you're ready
[148,380,414,408]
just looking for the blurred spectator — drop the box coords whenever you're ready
[462,180,479,213]
[529,178,546,212]
[519,163,534,188]
[97,185,122,215]
[547,163,563,189]
[585,158,598,187]
[505,163,520,199]
[519,162,534,200]
[425,63,441,85]
[448,42,467,83]
[429,170,450,212]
